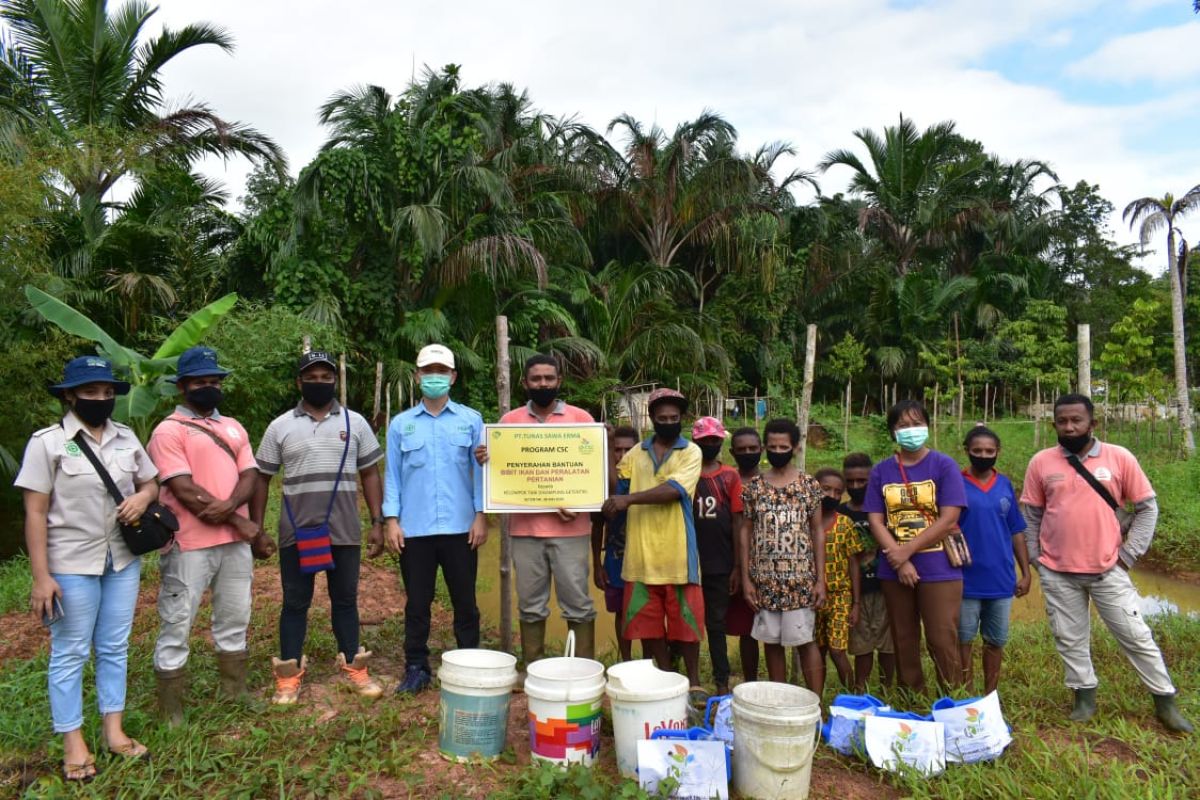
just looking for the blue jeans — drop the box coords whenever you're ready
[958,596,1013,648]
[49,555,141,733]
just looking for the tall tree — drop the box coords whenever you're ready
[1123,185,1200,455]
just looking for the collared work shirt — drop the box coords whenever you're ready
[148,406,257,551]
[383,399,483,536]
[14,414,158,575]
[1020,440,1154,574]
[616,436,702,585]
[256,401,383,547]
[498,401,595,538]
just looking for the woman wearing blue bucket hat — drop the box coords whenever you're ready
[13,356,160,781]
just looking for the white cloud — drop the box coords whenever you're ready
[1066,22,1200,84]
[102,1,1197,267]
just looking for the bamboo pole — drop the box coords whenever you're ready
[1034,377,1042,450]
[1077,324,1091,397]
[983,384,990,424]
[372,361,383,427]
[797,324,817,471]
[495,316,513,654]
[385,381,391,426]
[338,353,347,408]
[932,382,940,451]
[844,379,851,452]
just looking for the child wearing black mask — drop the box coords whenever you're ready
[814,468,864,695]
[728,427,764,683]
[842,452,894,691]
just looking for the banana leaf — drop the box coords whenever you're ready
[23,286,139,365]
[153,293,238,360]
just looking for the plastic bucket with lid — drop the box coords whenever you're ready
[524,631,606,767]
[731,681,822,800]
[437,649,518,761]
[605,659,690,777]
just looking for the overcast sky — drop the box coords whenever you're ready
[145,0,1200,272]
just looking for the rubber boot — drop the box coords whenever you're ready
[1153,693,1194,734]
[155,667,187,727]
[215,649,250,700]
[1069,687,1097,722]
[568,620,596,660]
[982,644,1003,696]
[516,620,546,693]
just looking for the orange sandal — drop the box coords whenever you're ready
[104,736,151,761]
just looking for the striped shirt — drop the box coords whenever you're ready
[255,402,383,547]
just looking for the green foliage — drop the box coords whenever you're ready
[827,332,868,382]
[995,300,1074,398]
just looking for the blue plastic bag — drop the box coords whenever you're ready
[822,693,890,756]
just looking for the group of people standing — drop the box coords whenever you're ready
[17,344,1192,781]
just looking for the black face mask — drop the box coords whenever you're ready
[821,495,841,512]
[73,397,115,428]
[968,455,997,473]
[186,385,223,413]
[301,381,337,408]
[698,443,723,462]
[526,386,559,409]
[1057,432,1092,454]
[766,450,793,469]
[734,452,761,472]
[847,486,867,505]
[653,421,682,442]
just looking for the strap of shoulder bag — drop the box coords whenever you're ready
[174,418,238,462]
[71,431,127,506]
[1065,452,1120,510]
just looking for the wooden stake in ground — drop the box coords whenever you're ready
[932,382,940,451]
[338,353,347,408]
[372,361,383,428]
[495,316,514,654]
[797,324,817,472]
[1034,376,1042,450]
[1078,324,1091,397]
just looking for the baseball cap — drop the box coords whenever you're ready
[647,387,688,414]
[416,344,455,369]
[692,416,728,439]
[297,350,337,375]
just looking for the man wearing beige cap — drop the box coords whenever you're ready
[383,344,486,694]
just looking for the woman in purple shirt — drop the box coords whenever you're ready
[863,400,967,694]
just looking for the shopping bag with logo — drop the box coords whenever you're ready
[638,736,729,799]
[822,693,889,757]
[931,690,1012,763]
[864,711,946,776]
[704,695,735,747]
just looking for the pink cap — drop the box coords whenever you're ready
[691,416,728,440]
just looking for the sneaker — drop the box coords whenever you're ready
[336,648,384,699]
[395,665,431,695]
[271,656,306,705]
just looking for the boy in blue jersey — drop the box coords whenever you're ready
[958,426,1031,694]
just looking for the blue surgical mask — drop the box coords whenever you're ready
[895,426,929,452]
[420,374,452,399]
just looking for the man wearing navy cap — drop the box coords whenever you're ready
[147,346,266,724]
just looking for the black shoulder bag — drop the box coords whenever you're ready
[1065,453,1134,536]
[72,432,178,555]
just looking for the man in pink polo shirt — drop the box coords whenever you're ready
[147,347,271,725]
[477,354,597,662]
[1021,393,1191,733]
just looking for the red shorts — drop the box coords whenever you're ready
[726,592,755,637]
[623,582,705,643]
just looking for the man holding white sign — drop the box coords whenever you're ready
[476,354,598,662]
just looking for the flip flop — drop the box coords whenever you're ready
[104,737,151,761]
[63,755,96,782]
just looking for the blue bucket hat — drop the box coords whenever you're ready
[168,346,231,384]
[49,356,131,398]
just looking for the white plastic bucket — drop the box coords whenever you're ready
[605,659,690,778]
[731,682,822,800]
[437,649,518,761]
[524,631,606,767]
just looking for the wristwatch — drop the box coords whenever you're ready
[371,516,386,525]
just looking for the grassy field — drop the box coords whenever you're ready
[0,551,1195,799]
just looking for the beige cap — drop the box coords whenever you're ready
[416,343,456,369]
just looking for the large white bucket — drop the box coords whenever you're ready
[524,632,606,767]
[605,659,690,778]
[731,682,822,800]
[437,649,518,761]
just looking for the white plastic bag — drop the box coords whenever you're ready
[931,690,1012,763]
[864,714,946,776]
[637,738,729,799]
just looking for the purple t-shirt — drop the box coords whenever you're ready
[863,450,967,583]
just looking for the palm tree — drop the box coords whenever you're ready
[1123,186,1200,456]
[0,0,284,207]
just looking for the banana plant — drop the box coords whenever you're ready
[24,286,238,440]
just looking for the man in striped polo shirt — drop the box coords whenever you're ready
[251,351,385,704]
